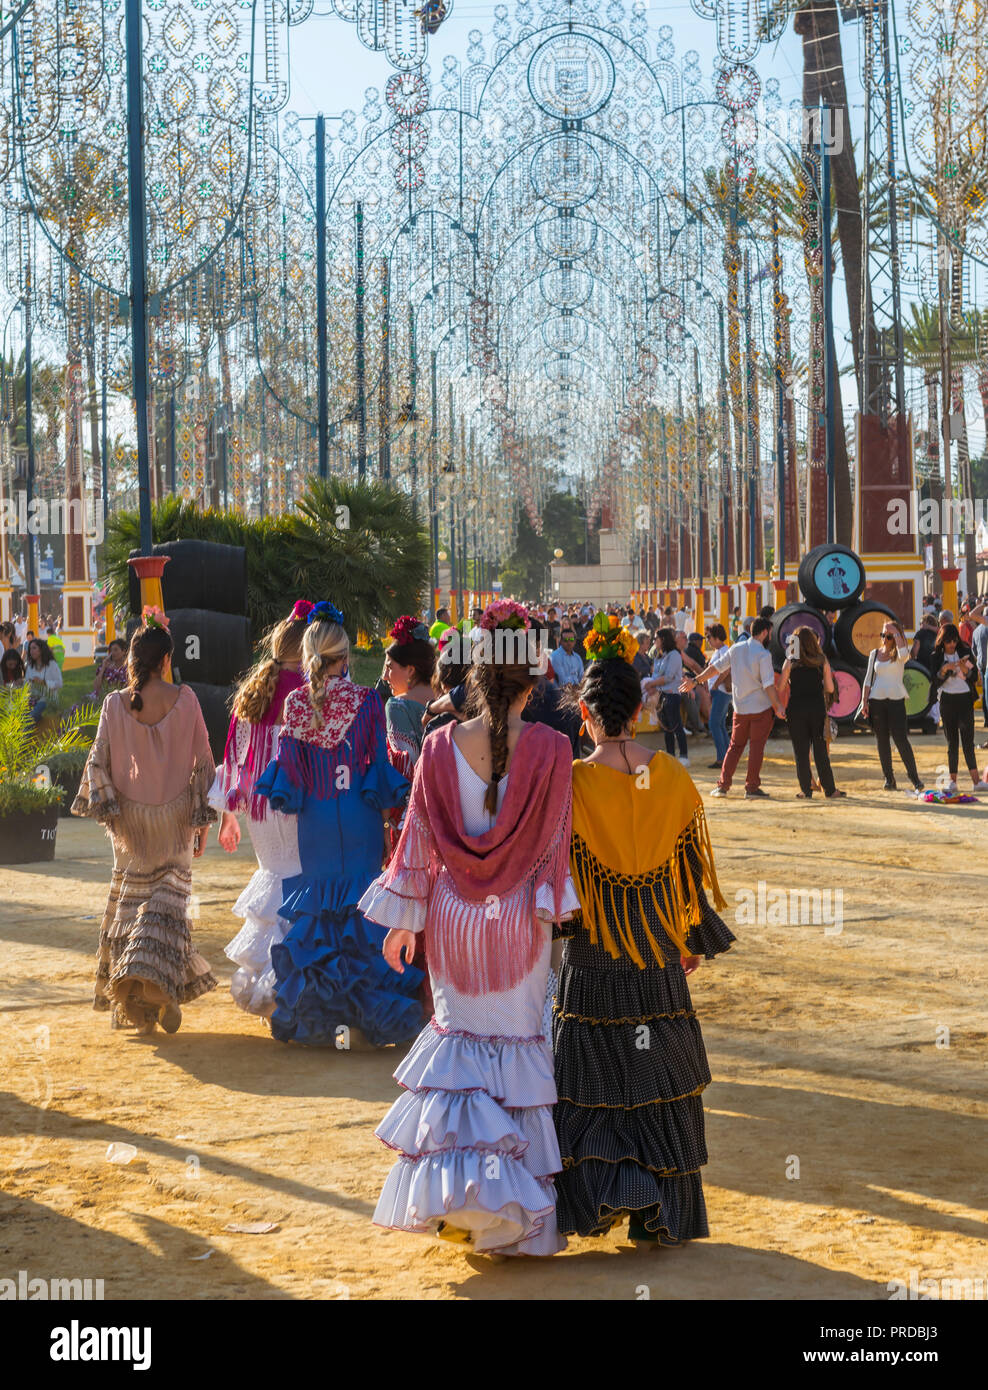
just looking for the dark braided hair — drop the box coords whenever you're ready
[467,658,537,814]
[575,658,643,738]
[126,625,173,711]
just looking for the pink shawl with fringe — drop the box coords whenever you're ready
[220,668,304,820]
[382,720,573,996]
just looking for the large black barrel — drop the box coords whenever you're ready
[770,602,833,668]
[128,540,248,616]
[186,681,233,763]
[834,600,898,669]
[168,609,254,688]
[797,544,866,610]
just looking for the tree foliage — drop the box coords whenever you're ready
[102,479,430,641]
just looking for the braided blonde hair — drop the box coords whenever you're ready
[302,618,349,713]
[232,615,307,723]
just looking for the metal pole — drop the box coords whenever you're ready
[719,305,730,587]
[23,296,36,594]
[694,346,705,597]
[355,200,366,479]
[820,100,836,544]
[315,114,328,479]
[379,256,390,480]
[743,251,756,583]
[430,349,439,594]
[126,0,153,555]
[101,369,109,524]
[676,378,685,591]
[167,388,176,494]
[408,302,417,496]
[773,204,786,581]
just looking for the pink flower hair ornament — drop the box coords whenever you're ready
[290,599,315,622]
[479,599,530,633]
[141,604,170,631]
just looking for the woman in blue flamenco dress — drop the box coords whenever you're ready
[255,602,424,1047]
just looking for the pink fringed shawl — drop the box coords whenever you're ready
[382,720,573,996]
[220,668,303,820]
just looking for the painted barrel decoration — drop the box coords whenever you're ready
[770,602,833,668]
[828,660,864,725]
[167,609,254,688]
[128,540,248,617]
[797,543,866,610]
[903,660,934,719]
[186,681,234,762]
[834,600,898,669]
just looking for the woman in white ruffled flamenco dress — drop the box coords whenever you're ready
[210,601,312,1017]
[360,602,579,1257]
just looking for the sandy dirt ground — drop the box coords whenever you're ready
[2,727,986,1301]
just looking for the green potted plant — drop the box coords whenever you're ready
[0,687,98,864]
[47,746,93,818]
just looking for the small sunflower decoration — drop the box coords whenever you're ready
[583,610,638,665]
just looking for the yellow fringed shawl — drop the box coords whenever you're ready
[570,753,726,968]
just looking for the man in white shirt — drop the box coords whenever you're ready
[682,616,783,798]
[624,608,646,634]
[674,607,689,633]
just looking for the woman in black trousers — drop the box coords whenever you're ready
[861,620,924,792]
[778,626,845,799]
[929,624,988,793]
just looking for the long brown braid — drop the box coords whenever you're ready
[232,615,307,723]
[467,661,537,814]
[126,626,173,711]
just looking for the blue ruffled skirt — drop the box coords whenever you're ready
[270,873,424,1047]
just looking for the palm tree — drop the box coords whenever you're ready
[902,302,988,582]
[791,0,879,407]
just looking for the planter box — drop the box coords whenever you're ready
[0,806,60,864]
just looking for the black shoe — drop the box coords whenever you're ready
[708,761,723,769]
[825,790,847,799]
[744,787,770,799]
[912,781,924,792]
[883,779,897,791]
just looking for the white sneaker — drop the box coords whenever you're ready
[678,756,691,767]
[945,782,959,796]
[971,781,988,793]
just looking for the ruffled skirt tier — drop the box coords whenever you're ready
[94,850,216,1024]
[552,950,712,1243]
[224,811,301,1017]
[374,1018,566,1255]
[270,874,425,1047]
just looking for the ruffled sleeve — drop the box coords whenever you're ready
[535,876,581,922]
[208,712,242,812]
[71,696,119,824]
[360,721,410,811]
[358,767,436,933]
[187,688,218,828]
[255,754,304,816]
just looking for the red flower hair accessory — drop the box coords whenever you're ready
[391,615,429,644]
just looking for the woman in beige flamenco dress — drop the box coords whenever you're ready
[72,619,217,1034]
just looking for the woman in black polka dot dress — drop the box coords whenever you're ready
[553,641,734,1245]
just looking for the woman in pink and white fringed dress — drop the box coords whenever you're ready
[360,601,578,1257]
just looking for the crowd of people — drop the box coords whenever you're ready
[57,580,988,1259]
